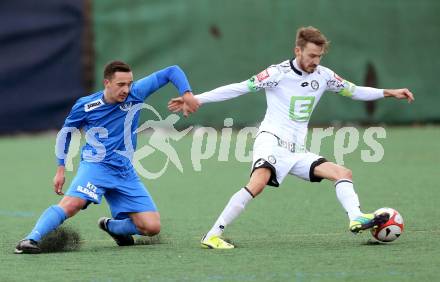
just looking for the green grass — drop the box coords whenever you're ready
[1,127,439,281]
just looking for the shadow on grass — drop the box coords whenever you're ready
[363,239,392,246]
[135,234,162,245]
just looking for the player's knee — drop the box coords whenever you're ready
[247,168,271,196]
[136,221,161,236]
[61,204,81,217]
[58,197,85,217]
[336,167,352,180]
[147,223,161,236]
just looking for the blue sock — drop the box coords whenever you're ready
[107,218,140,235]
[25,205,67,242]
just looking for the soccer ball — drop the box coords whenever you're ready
[370,207,404,242]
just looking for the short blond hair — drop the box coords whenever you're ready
[295,26,330,53]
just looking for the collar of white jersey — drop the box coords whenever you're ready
[289,59,305,76]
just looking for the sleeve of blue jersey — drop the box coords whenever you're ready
[56,100,86,166]
[132,65,192,100]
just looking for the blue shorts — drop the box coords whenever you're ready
[66,161,157,219]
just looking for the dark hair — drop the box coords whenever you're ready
[295,26,330,53]
[103,60,131,80]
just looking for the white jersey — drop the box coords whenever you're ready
[196,59,384,148]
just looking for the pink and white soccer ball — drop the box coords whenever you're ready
[370,207,404,242]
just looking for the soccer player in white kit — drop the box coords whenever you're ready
[169,26,415,249]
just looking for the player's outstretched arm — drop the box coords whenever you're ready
[169,64,284,114]
[325,69,415,103]
[168,81,251,115]
[384,88,415,103]
[168,65,284,114]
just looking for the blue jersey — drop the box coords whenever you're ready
[56,65,191,169]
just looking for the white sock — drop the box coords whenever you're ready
[205,187,253,239]
[335,179,362,221]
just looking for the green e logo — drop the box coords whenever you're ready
[289,96,315,121]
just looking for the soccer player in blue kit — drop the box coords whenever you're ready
[14,61,200,254]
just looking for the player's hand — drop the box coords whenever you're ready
[53,166,66,195]
[182,92,200,117]
[384,88,415,103]
[168,97,184,113]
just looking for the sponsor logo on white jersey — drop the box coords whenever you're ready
[256,69,270,82]
[84,99,104,112]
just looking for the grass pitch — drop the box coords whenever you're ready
[1,127,439,281]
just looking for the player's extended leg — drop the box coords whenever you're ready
[130,211,161,235]
[98,211,160,246]
[15,196,86,254]
[99,172,160,247]
[313,162,389,233]
[201,167,271,249]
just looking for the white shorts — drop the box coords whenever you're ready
[251,132,327,187]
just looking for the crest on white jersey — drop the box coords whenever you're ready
[311,80,319,90]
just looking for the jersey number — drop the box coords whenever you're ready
[289,96,315,121]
